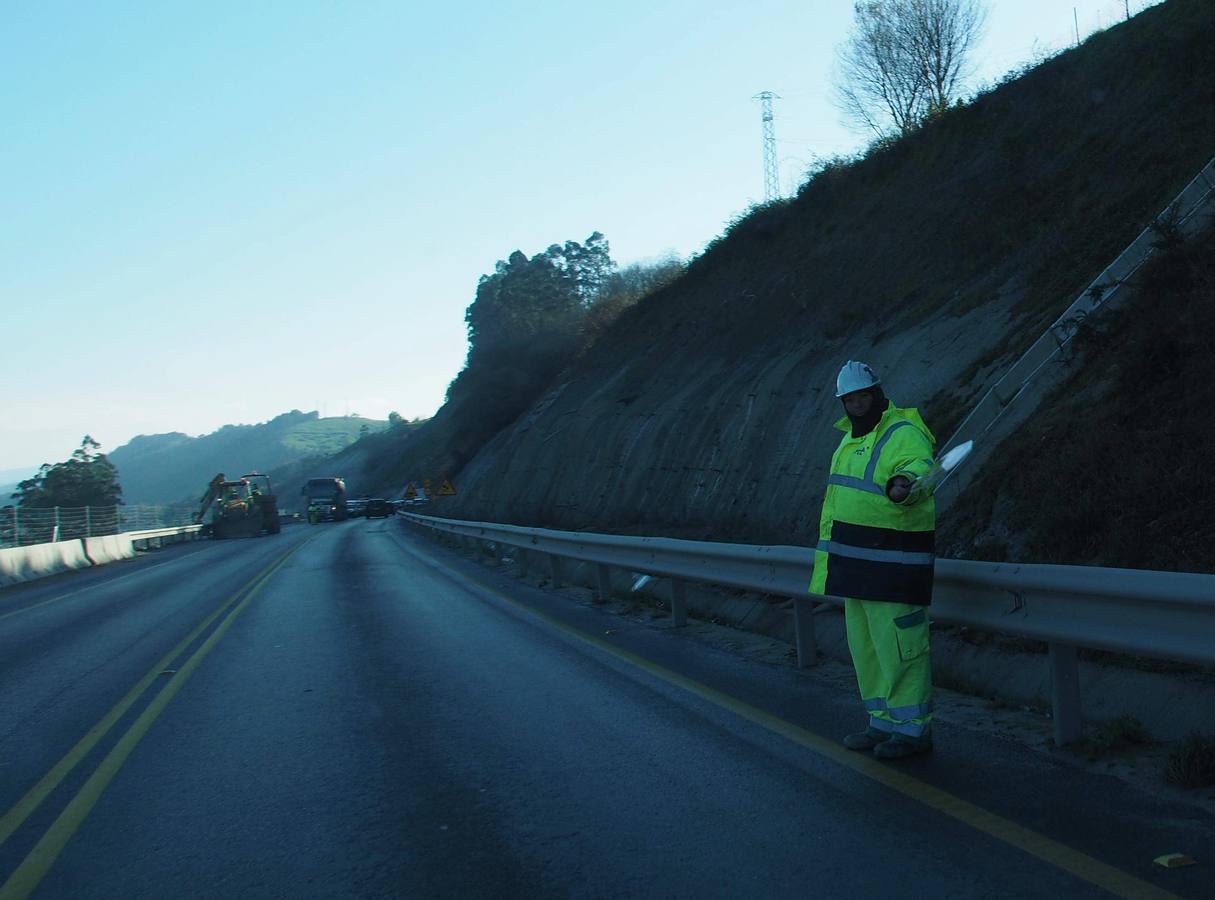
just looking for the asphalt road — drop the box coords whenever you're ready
[0,519,1211,899]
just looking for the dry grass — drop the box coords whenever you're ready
[1069,716,1151,761]
[1165,733,1215,788]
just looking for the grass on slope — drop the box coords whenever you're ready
[281,417,389,457]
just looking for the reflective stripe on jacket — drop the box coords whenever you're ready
[809,402,937,606]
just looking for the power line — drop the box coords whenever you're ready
[752,91,781,202]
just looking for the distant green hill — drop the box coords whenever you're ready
[109,410,388,506]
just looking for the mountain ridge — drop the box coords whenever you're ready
[108,410,388,506]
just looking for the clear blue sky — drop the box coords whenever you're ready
[0,1,1159,473]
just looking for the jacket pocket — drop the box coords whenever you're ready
[893,608,930,662]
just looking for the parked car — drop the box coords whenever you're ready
[365,498,393,519]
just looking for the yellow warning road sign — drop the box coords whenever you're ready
[436,478,457,496]
[405,484,417,499]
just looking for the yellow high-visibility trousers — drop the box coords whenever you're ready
[845,598,933,738]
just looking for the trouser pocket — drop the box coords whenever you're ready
[893,608,930,662]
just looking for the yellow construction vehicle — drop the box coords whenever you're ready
[194,472,281,539]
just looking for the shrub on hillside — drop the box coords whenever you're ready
[580,256,684,348]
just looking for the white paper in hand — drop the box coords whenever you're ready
[913,440,974,492]
[939,440,974,473]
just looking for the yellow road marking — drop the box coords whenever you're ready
[0,538,308,899]
[0,538,307,876]
[403,535,1180,900]
[0,545,213,623]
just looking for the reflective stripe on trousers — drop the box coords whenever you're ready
[846,598,933,736]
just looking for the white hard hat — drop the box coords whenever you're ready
[835,360,880,398]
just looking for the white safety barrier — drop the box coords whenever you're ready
[400,511,1215,746]
[82,534,136,566]
[0,539,93,586]
[0,525,203,587]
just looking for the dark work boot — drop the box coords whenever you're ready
[843,728,893,751]
[873,733,933,759]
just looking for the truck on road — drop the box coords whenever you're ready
[303,476,348,523]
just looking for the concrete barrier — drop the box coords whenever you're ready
[0,539,92,587]
[0,531,148,588]
[82,534,135,566]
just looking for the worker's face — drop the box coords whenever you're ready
[842,390,873,418]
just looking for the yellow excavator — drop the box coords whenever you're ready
[194,472,281,539]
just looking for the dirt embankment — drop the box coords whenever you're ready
[437,0,1214,550]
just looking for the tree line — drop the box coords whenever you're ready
[10,436,123,508]
[437,232,682,472]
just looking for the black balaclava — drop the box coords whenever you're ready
[843,385,888,438]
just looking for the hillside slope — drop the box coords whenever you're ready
[422,0,1213,552]
[110,411,387,505]
[939,223,1215,572]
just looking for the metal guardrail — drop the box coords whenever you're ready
[126,525,204,548]
[400,511,1215,745]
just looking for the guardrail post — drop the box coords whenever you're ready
[1049,642,1083,746]
[670,579,688,627]
[549,554,562,588]
[596,564,612,603]
[793,596,818,668]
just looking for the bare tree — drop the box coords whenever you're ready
[835,1,924,137]
[905,0,986,115]
[833,0,986,137]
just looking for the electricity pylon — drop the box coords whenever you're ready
[753,91,780,201]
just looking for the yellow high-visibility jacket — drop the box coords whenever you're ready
[809,402,936,606]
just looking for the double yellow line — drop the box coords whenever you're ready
[0,538,309,899]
